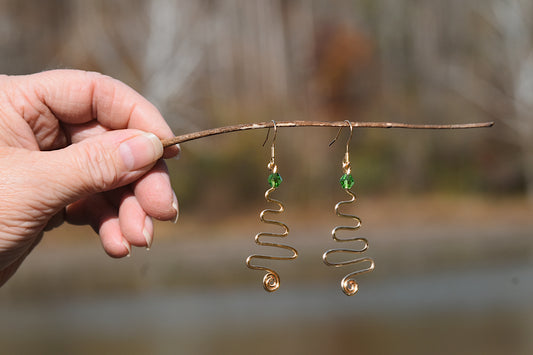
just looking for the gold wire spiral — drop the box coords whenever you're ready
[246,186,297,292]
[323,120,374,296]
[246,120,298,292]
[323,189,375,296]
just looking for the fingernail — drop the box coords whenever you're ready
[122,238,131,257]
[143,215,153,250]
[119,133,163,171]
[172,191,179,224]
[173,144,182,160]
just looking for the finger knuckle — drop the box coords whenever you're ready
[75,143,119,191]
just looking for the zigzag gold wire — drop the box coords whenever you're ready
[323,188,375,296]
[246,186,298,292]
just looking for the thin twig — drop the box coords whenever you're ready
[161,120,495,147]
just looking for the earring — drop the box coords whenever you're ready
[246,120,298,292]
[323,120,375,296]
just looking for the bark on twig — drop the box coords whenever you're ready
[161,120,494,147]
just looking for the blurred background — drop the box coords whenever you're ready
[1,0,533,354]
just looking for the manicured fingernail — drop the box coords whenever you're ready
[122,238,131,257]
[119,133,163,170]
[172,191,179,224]
[143,215,153,250]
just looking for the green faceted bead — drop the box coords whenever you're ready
[340,173,354,189]
[268,173,283,188]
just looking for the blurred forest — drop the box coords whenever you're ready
[0,0,525,213]
[5,2,533,355]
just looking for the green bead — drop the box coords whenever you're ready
[268,173,283,188]
[340,173,354,189]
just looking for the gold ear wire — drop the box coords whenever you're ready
[329,120,353,147]
[329,120,353,175]
[263,120,278,173]
[262,120,278,147]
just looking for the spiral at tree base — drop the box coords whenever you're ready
[341,278,359,296]
[263,272,280,292]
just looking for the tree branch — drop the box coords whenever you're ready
[161,120,495,147]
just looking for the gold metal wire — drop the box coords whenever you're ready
[246,121,298,292]
[246,188,297,292]
[323,120,375,296]
[323,189,375,296]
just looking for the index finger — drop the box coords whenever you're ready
[13,69,179,157]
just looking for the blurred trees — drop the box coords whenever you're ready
[455,1,533,202]
[0,0,530,208]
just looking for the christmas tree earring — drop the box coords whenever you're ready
[323,121,375,296]
[246,120,298,292]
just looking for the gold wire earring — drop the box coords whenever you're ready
[323,120,375,296]
[246,120,298,292]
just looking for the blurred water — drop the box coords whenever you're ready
[1,206,532,355]
[3,262,532,330]
[2,261,532,355]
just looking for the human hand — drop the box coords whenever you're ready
[0,70,180,285]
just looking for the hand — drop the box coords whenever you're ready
[0,70,180,285]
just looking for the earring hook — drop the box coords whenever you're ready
[329,120,353,151]
[329,120,353,174]
[262,120,278,147]
[263,120,278,172]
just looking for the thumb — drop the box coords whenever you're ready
[38,130,163,208]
